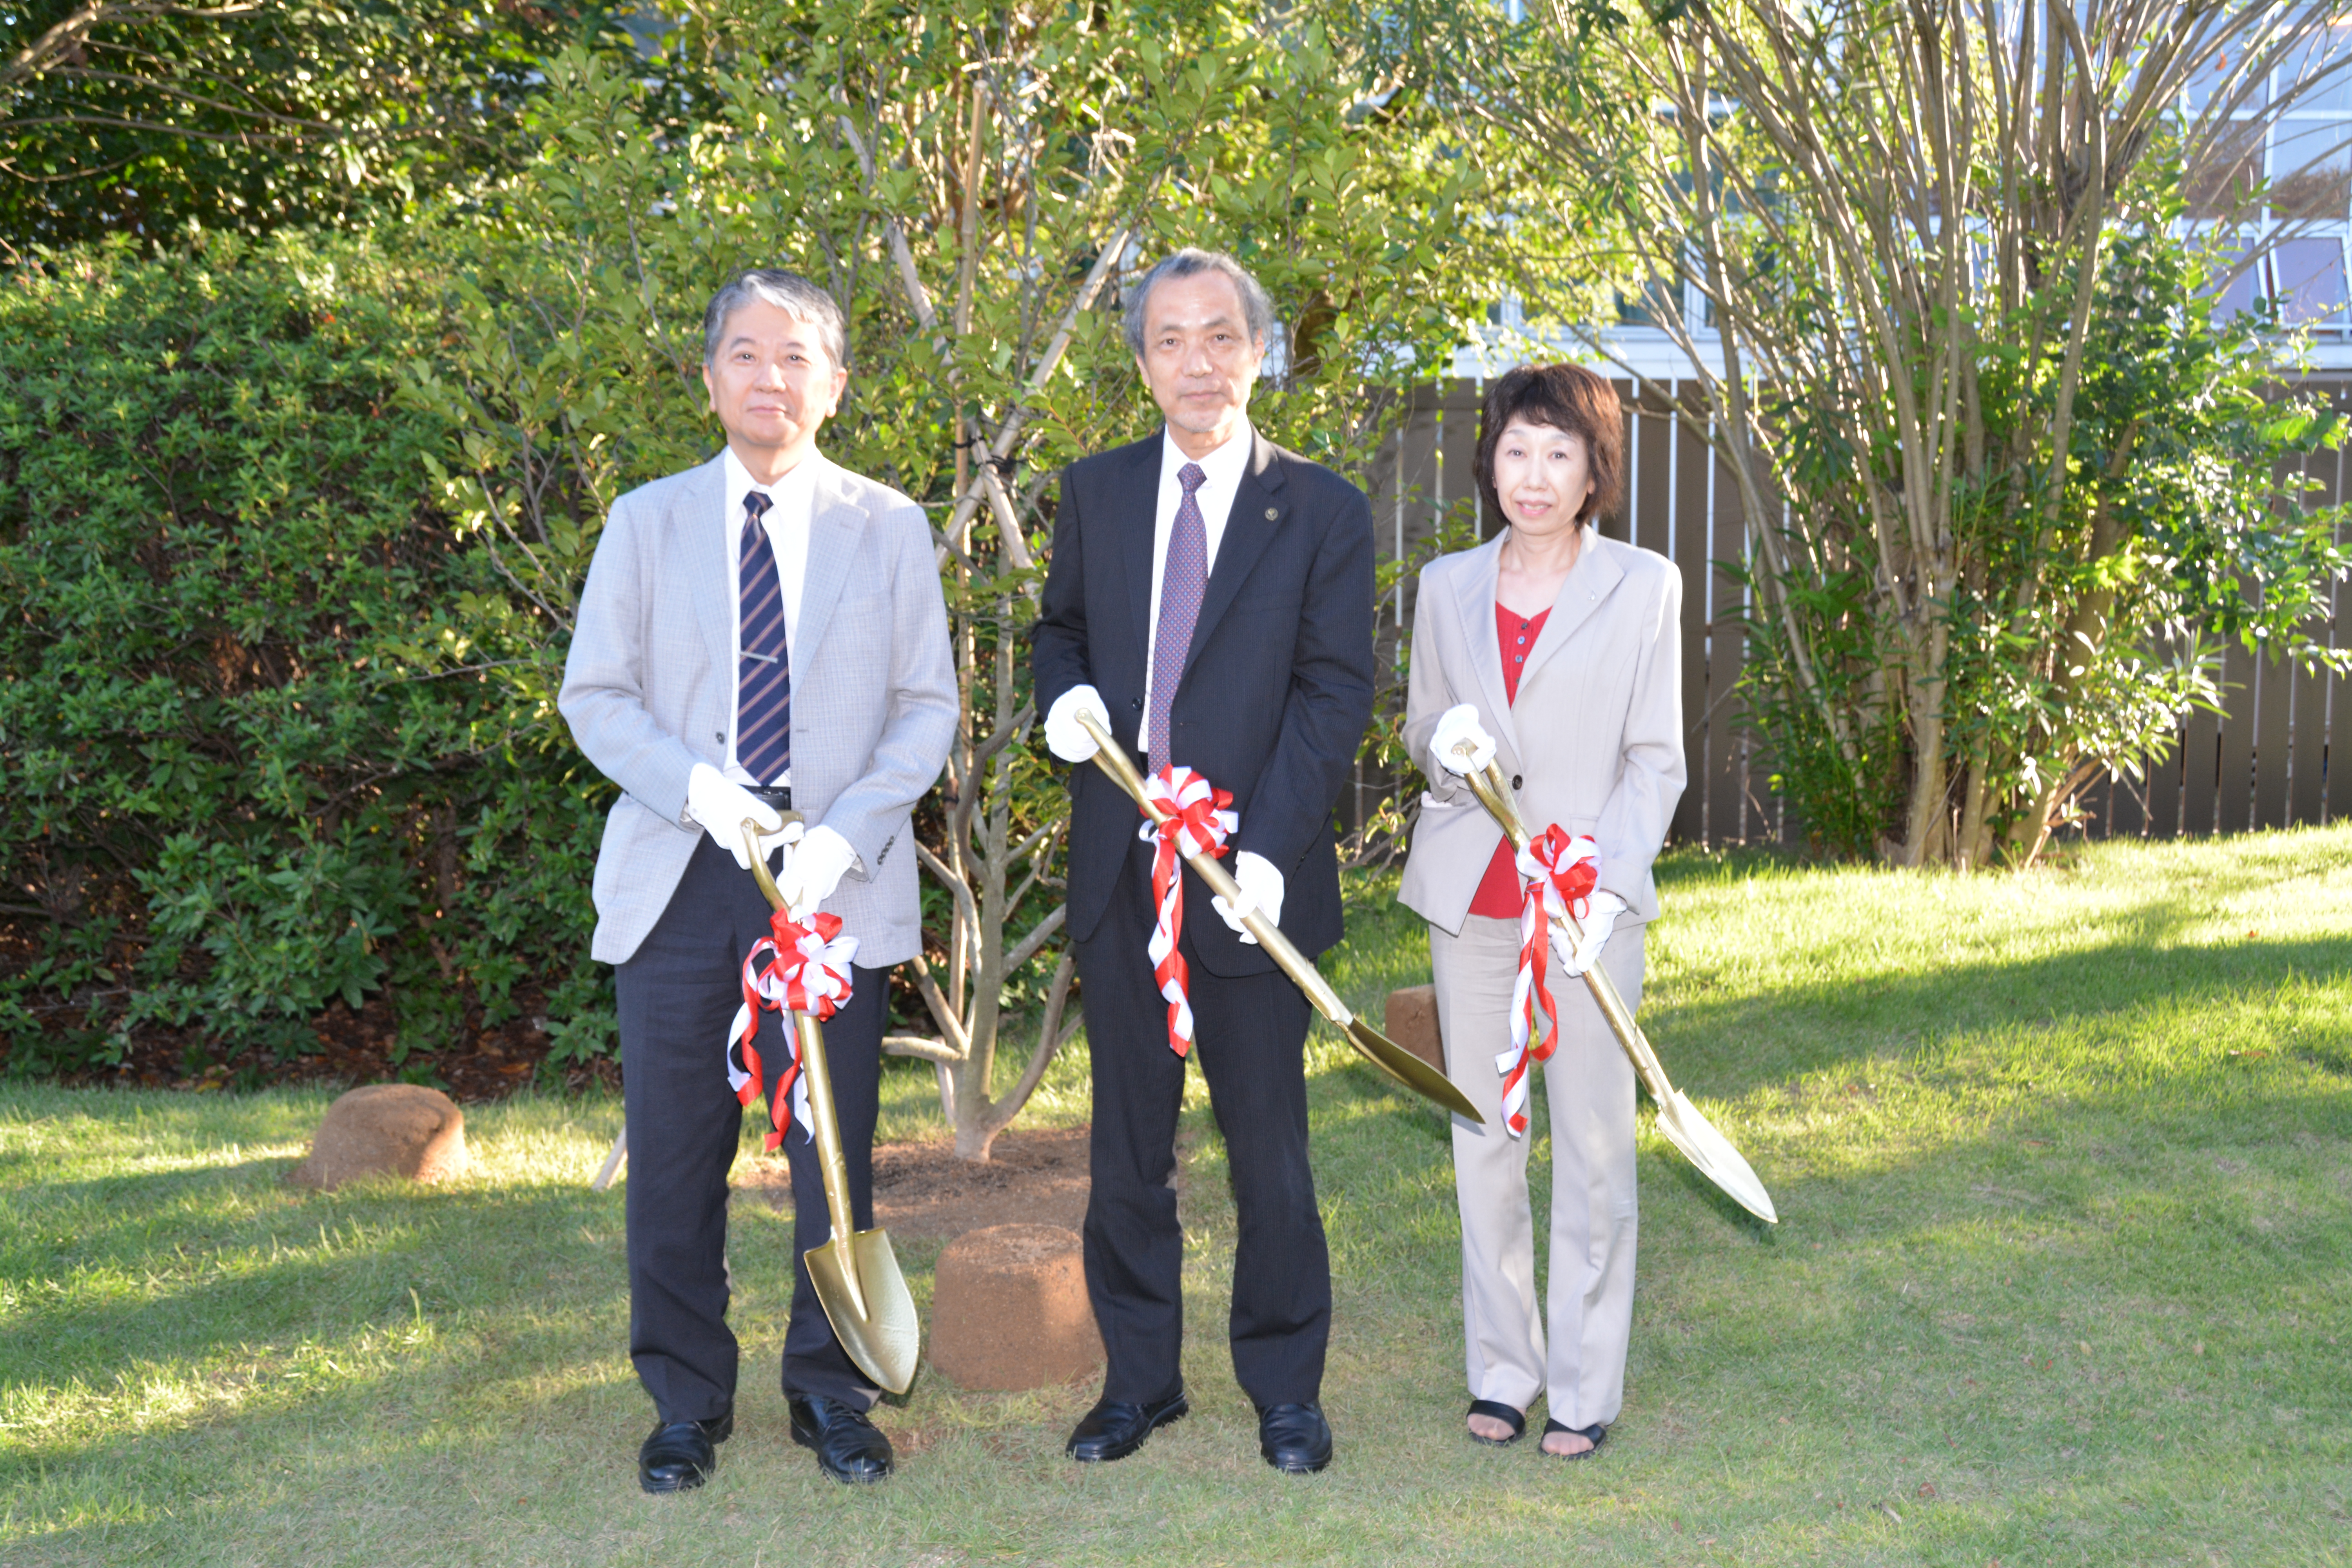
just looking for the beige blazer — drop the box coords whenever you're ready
[1398,526,1686,936]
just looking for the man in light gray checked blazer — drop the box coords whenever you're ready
[558,269,954,1492]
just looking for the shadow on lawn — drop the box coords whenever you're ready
[1649,930,2352,1097]
[4,1168,635,1395]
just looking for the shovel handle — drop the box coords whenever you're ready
[739,821,869,1319]
[1454,754,1681,1106]
[797,1012,868,1319]
[1073,710,1355,1025]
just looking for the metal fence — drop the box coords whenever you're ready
[1365,377,2352,847]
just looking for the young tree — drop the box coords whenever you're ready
[1437,0,2352,864]
[413,0,1499,1156]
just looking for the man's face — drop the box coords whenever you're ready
[1134,270,1265,450]
[700,299,848,468]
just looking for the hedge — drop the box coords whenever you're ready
[0,232,615,1077]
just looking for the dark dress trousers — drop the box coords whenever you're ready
[618,835,891,1419]
[1031,429,1375,1407]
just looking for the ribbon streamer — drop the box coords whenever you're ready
[1495,826,1601,1137]
[726,906,861,1149]
[1134,764,1238,1056]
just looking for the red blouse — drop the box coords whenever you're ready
[1466,602,1550,917]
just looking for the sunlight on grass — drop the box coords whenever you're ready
[3,826,2348,1565]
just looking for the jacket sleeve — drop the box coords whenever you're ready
[1238,483,1376,873]
[820,502,958,875]
[1030,463,1092,724]
[1595,560,1686,918]
[1399,561,1474,806]
[557,494,702,827]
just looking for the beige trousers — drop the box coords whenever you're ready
[1431,913,1642,1430]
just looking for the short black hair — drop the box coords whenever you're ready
[1472,363,1626,531]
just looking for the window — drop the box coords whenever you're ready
[2198,13,2352,335]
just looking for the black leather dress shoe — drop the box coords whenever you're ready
[1065,1387,1189,1462]
[789,1394,894,1484]
[638,1412,732,1494]
[1258,1401,1333,1474]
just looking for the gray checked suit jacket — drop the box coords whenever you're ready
[1398,527,1685,936]
[558,451,956,966]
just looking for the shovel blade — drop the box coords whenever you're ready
[804,1227,921,1395]
[1653,1090,1778,1224]
[1344,1018,1486,1125]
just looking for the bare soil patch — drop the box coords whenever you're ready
[731,1124,1092,1242]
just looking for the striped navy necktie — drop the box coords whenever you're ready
[736,490,791,782]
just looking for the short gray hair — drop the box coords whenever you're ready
[701,269,848,369]
[1121,248,1275,359]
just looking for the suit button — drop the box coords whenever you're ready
[1512,775,1523,789]
[1130,698,1143,710]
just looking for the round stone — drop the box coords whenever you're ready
[1385,983,1443,1072]
[287,1084,471,1191]
[928,1223,1102,1391]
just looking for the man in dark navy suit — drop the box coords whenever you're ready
[1031,248,1374,1474]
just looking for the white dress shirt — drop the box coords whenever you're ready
[720,443,819,788]
[1140,421,1253,724]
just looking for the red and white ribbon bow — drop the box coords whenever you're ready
[1134,764,1238,1057]
[1494,825,1601,1137]
[725,907,861,1149]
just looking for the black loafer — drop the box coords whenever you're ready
[1258,1401,1333,1474]
[638,1412,732,1494]
[789,1394,894,1485]
[1065,1387,1189,1463]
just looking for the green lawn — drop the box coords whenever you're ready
[4,826,2349,1566]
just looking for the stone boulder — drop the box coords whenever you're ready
[287,1084,471,1191]
[1385,984,1444,1073]
[928,1223,1102,1391]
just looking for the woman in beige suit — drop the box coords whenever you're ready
[1398,363,1684,1458]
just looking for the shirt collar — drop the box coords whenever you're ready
[722,444,825,519]
[1160,421,1254,489]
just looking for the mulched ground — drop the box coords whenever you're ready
[730,1124,1094,1240]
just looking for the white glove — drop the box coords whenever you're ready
[685,762,785,870]
[776,824,859,916]
[1554,891,1627,978]
[1211,851,1285,945]
[1045,684,1111,762]
[1430,703,1497,778]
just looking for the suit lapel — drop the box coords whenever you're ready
[683,454,733,680]
[792,461,866,671]
[1182,430,1286,673]
[1517,527,1624,686]
[1117,437,1161,673]
[1450,534,1522,764]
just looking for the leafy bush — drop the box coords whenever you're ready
[0,232,615,1077]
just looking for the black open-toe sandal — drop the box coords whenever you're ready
[1541,1418,1607,1459]
[1466,1399,1526,1446]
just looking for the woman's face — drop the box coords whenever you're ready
[1491,417,1593,539]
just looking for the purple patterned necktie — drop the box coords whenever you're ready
[736,490,792,782]
[1147,461,1209,770]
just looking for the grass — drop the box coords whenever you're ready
[3,825,2350,1566]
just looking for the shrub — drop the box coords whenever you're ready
[0,231,614,1077]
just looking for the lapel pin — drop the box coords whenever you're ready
[1264,506,1278,521]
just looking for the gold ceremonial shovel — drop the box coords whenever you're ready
[743,822,922,1395]
[1455,755,1778,1224]
[1075,710,1484,1125]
